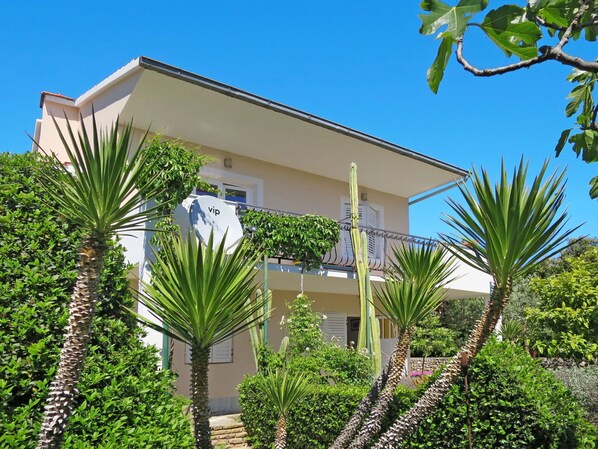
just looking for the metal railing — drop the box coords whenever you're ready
[232,202,436,272]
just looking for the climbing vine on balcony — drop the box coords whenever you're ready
[240,210,340,271]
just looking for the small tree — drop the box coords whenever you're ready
[137,233,263,449]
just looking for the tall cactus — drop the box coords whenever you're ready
[350,163,381,376]
[246,288,273,372]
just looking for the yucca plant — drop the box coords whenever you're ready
[137,232,263,449]
[36,115,165,449]
[255,370,311,449]
[371,160,578,449]
[341,243,456,449]
[500,319,526,346]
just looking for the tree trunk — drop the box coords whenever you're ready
[371,285,509,449]
[275,415,287,449]
[191,346,212,449]
[348,329,412,449]
[37,239,107,449]
[330,343,396,449]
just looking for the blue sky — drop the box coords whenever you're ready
[2,1,596,239]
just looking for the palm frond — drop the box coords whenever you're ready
[441,159,579,288]
[37,111,166,237]
[137,231,264,349]
[255,370,311,417]
[375,243,456,332]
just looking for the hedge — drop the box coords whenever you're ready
[0,152,194,448]
[240,340,596,449]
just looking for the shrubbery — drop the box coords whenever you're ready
[0,153,193,448]
[240,339,596,449]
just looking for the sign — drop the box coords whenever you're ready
[184,196,244,252]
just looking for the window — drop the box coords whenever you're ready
[185,337,233,364]
[320,312,347,346]
[341,202,383,261]
[195,167,263,207]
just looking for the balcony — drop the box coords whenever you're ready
[232,202,436,273]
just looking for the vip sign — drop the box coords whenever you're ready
[184,196,244,253]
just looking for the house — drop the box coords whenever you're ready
[32,56,491,414]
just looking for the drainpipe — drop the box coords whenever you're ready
[162,324,170,370]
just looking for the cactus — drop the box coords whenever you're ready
[350,162,382,376]
[246,288,273,371]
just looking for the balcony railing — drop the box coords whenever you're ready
[230,201,436,272]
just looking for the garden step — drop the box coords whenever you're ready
[210,414,251,449]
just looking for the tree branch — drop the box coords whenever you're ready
[554,0,591,52]
[455,38,598,76]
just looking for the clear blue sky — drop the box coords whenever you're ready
[2,1,596,239]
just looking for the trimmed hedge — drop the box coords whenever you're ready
[240,340,596,449]
[0,152,194,448]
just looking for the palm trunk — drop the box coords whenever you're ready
[37,238,107,449]
[330,343,396,449]
[190,346,212,449]
[348,329,412,449]
[371,284,509,449]
[275,415,287,449]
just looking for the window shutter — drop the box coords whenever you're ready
[366,206,380,259]
[184,336,233,365]
[321,313,347,346]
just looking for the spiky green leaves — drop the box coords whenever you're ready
[442,159,578,288]
[38,114,165,238]
[137,232,263,349]
[376,244,457,333]
[255,370,311,418]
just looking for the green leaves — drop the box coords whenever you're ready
[38,114,167,238]
[480,5,541,59]
[442,159,577,287]
[420,0,488,38]
[376,243,457,332]
[137,231,263,349]
[427,35,454,93]
[255,370,311,418]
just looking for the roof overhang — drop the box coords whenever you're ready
[72,56,468,199]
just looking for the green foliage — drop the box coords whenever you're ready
[241,340,596,449]
[441,297,485,346]
[254,370,311,418]
[0,152,193,447]
[283,295,372,386]
[286,294,324,356]
[503,275,540,322]
[551,365,598,425]
[527,247,598,361]
[410,314,459,357]
[401,340,596,449]
[419,0,598,197]
[137,136,213,215]
[442,159,575,288]
[240,209,340,271]
[240,377,398,449]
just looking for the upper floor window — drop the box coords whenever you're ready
[341,201,384,262]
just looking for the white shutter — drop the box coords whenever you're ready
[184,337,233,365]
[342,204,366,259]
[365,206,380,260]
[321,313,347,346]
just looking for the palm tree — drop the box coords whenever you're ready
[371,160,577,449]
[36,115,165,449]
[137,232,263,449]
[344,243,456,449]
[255,370,311,449]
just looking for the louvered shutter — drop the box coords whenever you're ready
[365,206,380,260]
[342,204,366,259]
[184,336,233,364]
[321,313,347,346]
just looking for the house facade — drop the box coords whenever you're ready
[33,57,491,414]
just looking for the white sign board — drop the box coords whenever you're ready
[184,196,244,253]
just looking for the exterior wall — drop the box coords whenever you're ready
[171,289,363,414]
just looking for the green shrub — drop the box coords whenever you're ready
[552,365,598,426]
[0,152,193,448]
[241,340,596,449]
[401,340,596,449]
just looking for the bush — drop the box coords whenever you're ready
[240,339,596,449]
[552,365,598,426]
[240,376,412,449]
[401,340,596,449]
[0,152,193,448]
